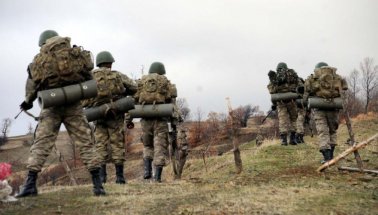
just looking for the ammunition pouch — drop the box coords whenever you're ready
[38,80,98,108]
[307,97,343,110]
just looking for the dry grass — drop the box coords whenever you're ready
[1,115,378,214]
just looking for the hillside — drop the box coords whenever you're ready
[0,114,377,214]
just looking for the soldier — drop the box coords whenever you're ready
[134,62,174,182]
[296,77,306,143]
[304,62,348,163]
[82,51,137,184]
[17,30,106,197]
[267,62,302,145]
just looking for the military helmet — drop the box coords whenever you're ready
[149,62,166,75]
[315,62,328,69]
[96,51,115,66]
[38,30,58,47]
[276,62,288,71]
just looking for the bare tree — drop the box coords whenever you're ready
[347,70,363,116]
[0,118,12,144]
[176,98,191,121]
[359,57,378,113]
[189,107,204,146]
[27,122,34,135]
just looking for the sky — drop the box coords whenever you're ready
[0,0,377,136]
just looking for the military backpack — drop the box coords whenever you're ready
[137,73,171,104]
[92,68,125,100]
[310,66,348,99]
[31,36,94,88]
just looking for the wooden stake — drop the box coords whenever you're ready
[226,97,243,174]
[317,133,378,172]
[338,166,378,174]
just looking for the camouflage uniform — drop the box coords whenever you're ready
[296,78,306,143]
[135,62,174,182]
[267,62,301,145]
[304,62,348,162]
[83,51,137,184]
[17,31,105,198]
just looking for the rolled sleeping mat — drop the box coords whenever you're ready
[129,103,174,118]
[271,92,299,103]
[307,97,343,110]
[296,98,307,107]
[84,96,135,122]
[38,80,98,109]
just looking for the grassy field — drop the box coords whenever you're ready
[0,114,377,214]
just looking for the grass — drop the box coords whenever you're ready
[1,115,377,214]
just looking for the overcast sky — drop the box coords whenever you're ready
[0,0,377,136]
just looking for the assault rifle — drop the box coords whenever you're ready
[304,109,313,137]
[261,109,274,124]
[14,110,39,121]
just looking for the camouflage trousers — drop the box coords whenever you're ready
[94,115,125,165]
[27,102,100,172]
[313,109,339,150]
[296,108,306,134]
[277,101,298,134]
[141,118,169,167]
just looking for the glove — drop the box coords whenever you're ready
[297,86,304,94]
[268,70,276,77]
[20,101,33,111]
[126,122,134,129]
[271,104,276,111]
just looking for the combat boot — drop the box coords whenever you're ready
[99,164,107,184]
[296,133,304,144]
[280,133,288,146]
[16,170,38,198]
[143,158,153,179]
[320,149,332,164]
[330,145,336,159]
[300,134,305,144]
[154,166,163,183]
[289,132,297,145]
[115,164,126,184]
[90,168,106,196]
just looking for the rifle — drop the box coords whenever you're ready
[261,109,274,124]
[304,109,313,137]
[14,110,39,121]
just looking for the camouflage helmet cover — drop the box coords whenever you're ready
[149,62,166,75]
[276,62,288,71]
[96,51,115,66]
[315,62,328,69]
[38,30,58,47]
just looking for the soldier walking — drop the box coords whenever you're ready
[135,62,176,182]
[267,62,302,145]
[17,30,106,197]
[82,51,137,184]
[304,62,348,163]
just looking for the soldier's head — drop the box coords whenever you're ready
[276,62,288,72]
[315,62,328,69]
[149,62,166,75]
[96,51,115,68]
[38,30,58,47]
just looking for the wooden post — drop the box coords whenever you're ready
[341,91,363,169]
[338,166,378,174]
[317,133,378,172]
[226,97,242,174]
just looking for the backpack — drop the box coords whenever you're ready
[31,36,94,88]
[92,68,125,101]
[311,66,347,98]
[137,73,171,104]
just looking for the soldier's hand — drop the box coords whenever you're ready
[271,104,277,111]
[20,101,33,111]
[268,70,276,77]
